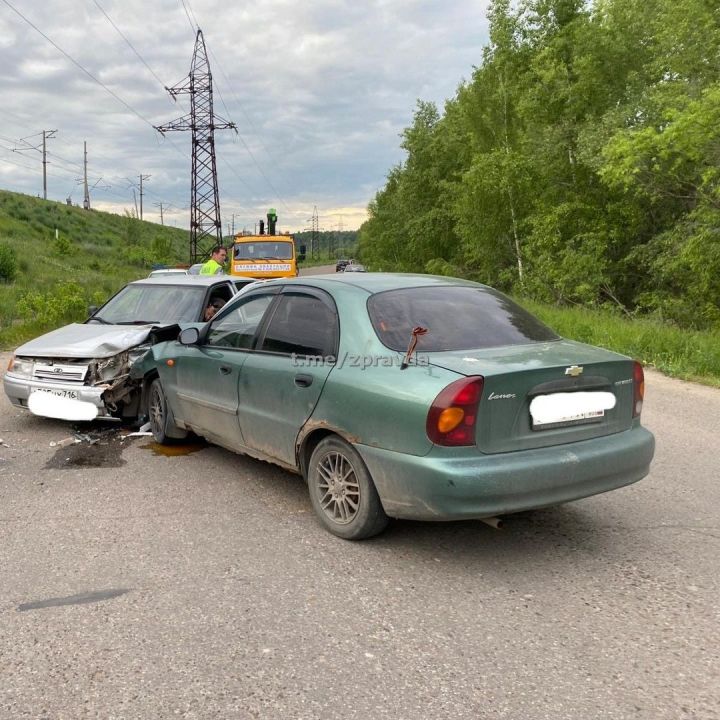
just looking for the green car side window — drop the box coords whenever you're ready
[260,294,338,357]
[206,294,275,349]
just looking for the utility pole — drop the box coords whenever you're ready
[337,216,344,258]
[83,141,90,210]
[41,130,57,200]
[154,201,165,225]
[155,29,237,263]
[138,174,150,220]
[231,213,235,237]
[12,130,57,199]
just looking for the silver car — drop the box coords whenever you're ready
[4,275,253,422]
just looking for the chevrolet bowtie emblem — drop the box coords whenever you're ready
[565,365,584,377]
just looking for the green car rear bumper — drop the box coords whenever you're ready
[357,426,655,521]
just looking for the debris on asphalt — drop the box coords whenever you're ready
[126,431,152,437]
[49,437,78,448]
[138,421,151,432]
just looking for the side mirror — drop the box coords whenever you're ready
[179,327,200,346]
[88,305,98,317]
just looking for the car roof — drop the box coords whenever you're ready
[257,272,485,295]
[130,275,233,287]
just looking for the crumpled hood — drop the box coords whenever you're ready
[15,323,156,359]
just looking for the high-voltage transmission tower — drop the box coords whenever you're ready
[310,205,319,259]
[155,29,236,263]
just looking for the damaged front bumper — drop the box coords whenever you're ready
[3,352,143,421]
[3,372,113,418]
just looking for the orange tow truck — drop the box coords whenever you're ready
[230,209,305,279]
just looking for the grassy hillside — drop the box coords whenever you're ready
[0,189,190,347]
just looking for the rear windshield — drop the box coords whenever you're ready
[367,286,559,352]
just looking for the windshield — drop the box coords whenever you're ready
[93,284,206,325]
[234,241,294,260]
[367,286,560,352]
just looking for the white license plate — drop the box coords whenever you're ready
[34,387,79,400]
[530,391,616,429]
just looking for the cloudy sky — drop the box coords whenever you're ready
[0,0,490,232]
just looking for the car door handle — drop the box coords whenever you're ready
[219,365,232,375]
[294,373,313,388]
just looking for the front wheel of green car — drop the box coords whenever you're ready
[307,436,389,540]
[148,378,187,444]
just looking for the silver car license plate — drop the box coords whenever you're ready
[34,387,79,400]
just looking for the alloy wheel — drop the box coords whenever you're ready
[149,384,164,436]
[316,451,361,525]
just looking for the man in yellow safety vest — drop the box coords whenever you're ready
[200,246,227,275]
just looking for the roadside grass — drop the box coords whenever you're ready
[521,299,720,388]
[0,189,190,349]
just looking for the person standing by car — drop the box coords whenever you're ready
[200,246,227,275]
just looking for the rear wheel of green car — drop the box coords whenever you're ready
[307,436,389,540]
[148,378,187,444]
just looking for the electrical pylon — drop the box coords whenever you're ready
[311,205,319,259]
[155,29,236,263]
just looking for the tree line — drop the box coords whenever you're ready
[294,230,359,259]
[358,0,720,329]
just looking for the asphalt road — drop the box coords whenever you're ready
[300,263,337,276]
[1,356,719,717]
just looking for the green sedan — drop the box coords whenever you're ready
[132,274,655,540]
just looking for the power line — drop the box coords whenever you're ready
[156,28,235,262]
[183,0,201,30]
[0,150,42,174]
[93,0,166,89]
[207,44,289,188]
[179,0,197,33]
[204,47,291,214]
[1,0,158,131]
[91,0,192,120]
[58,0,288,219]
[1,0,191,168]
[0,141,79,179]
[176,1,291,214]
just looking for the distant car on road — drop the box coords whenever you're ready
[133,273,655,540]
[3,275,255,422]
[343,264,367,272]
[335,259,349,272]
[148,268,188,278]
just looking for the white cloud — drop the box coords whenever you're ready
[0,0,489,232]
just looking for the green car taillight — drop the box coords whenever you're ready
[427,376,484,446]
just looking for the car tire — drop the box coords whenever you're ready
[307,436,389,540]
[148,378,187,444]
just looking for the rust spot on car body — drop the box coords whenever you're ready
[295,420,364,475]
[296,419,361,449]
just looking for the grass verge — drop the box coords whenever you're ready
[521,299,720,388]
